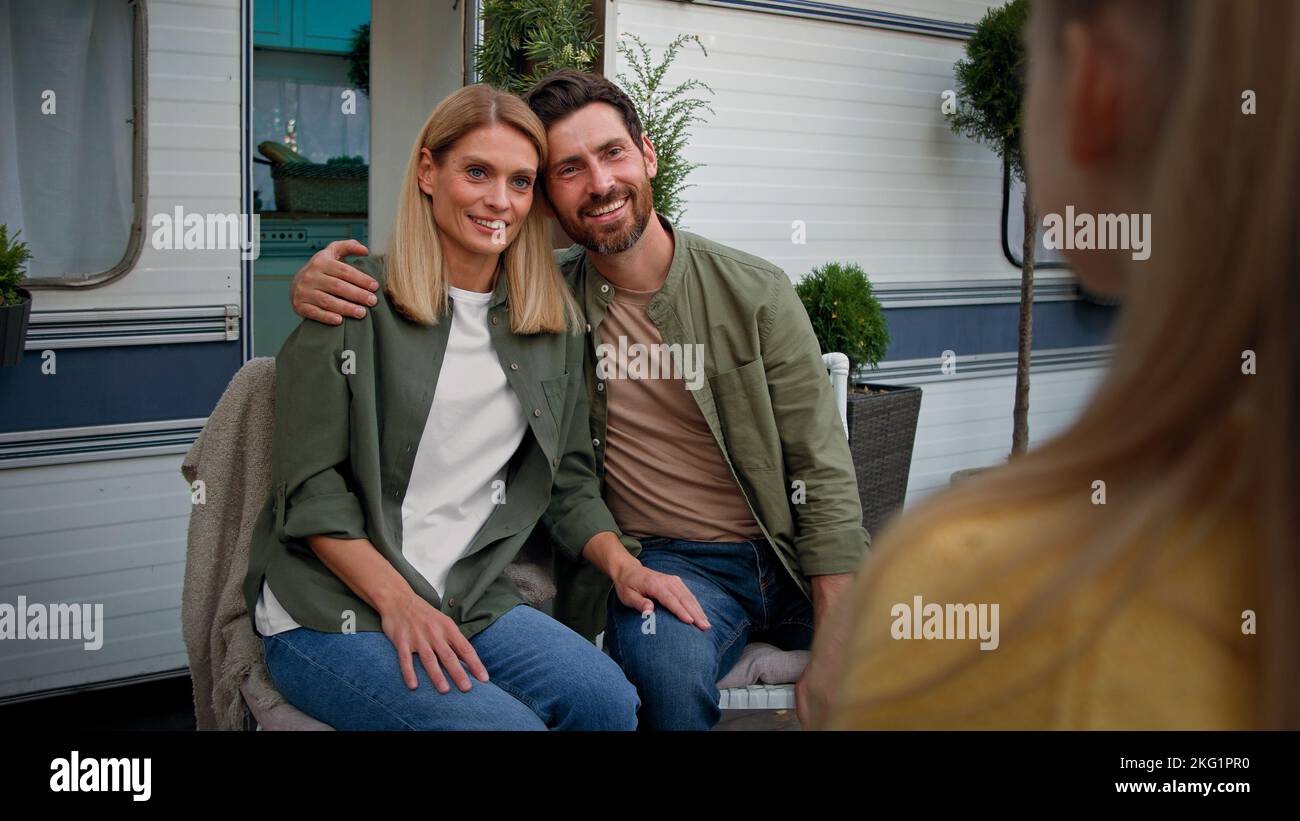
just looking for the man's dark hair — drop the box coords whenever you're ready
[524,69,644,149]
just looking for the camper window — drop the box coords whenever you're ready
[0,0,144,287]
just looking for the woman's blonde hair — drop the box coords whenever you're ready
[386,84,580,333]
[834,0,1299,728]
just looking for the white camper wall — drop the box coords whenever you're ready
[0,455,192,700]
[0,0,246,702]
[608,0,1045,286]
[33,0,245,314]
[609,0,1108,504]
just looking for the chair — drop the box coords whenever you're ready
[713,352,851,711]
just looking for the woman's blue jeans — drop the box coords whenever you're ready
[261,603,639,730]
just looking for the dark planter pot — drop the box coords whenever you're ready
[0,287,32,367]
[846,383,922,537]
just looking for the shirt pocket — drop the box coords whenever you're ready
[707,358,780,473]
[537,370,569,456]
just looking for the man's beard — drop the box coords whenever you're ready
[556,176,654,255]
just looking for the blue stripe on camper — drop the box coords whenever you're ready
[880,300,1118,362]
[0,341,242,434]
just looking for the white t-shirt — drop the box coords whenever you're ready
[254,285,528,636]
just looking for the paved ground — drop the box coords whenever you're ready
[1,674,801,731]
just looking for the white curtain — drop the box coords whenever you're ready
[253,57,371,213]
[0,0,134,282]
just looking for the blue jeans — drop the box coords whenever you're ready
[262,603,639,730]
[605,537,815,730]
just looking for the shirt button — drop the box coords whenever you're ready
[553,456,561,466]
[596,382,605,392]
[510,362,518,370]
[490,315,499,325]
[600,284,609,294]
[533,408,542,417]
[592,438,601,448]
[585,323,592,333]
[447,597,457,608]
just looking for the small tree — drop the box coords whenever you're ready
[0,225,32,307]
[616,33,714,224]
[346,23,369,97]
[946,0,1034,456]
[474,0,601,95]
[795,262,890,377]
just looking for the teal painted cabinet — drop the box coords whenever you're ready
[254,0,369,53]
[253,0,293,48]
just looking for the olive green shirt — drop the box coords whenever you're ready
[242,255,637,642]
[551,216,870,630]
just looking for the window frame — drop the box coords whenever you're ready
[1000,161,1068,272]
[23,0,149,290]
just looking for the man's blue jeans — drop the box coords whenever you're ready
[605,537,815,730]
[262,603,639,730]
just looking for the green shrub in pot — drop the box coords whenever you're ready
[0,224,34,367]
[795,261,889,377]
[795,261,921,537]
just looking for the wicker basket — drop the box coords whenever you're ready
[846,383,922,537]
[258,142,368,214]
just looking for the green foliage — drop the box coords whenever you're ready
[0,225,32,307]
[795,262,890,375]
[615,33,714,224]
[325,155,365,166]
[474,0,600,94]
[347,23,369,97]
[946,0,1029,180]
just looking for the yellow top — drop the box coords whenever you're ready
[827,495,1261,730]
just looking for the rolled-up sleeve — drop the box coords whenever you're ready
[271,317,368,544]
[759,271,871,576]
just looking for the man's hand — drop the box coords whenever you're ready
[797,572,856,728]
[290,239,378,325]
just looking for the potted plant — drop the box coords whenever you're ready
[796,262,921,536]
[0,224,33,367]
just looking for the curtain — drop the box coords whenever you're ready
[0,0,134,282]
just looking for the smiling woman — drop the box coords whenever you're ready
[239,83,646,731]
[387,84,579,332]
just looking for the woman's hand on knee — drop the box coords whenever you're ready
[612,564,711,631]
[379,591,490,693]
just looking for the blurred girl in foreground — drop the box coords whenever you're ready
[806,0,1298,729]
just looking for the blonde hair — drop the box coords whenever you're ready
[387,84,580,333]
[833,0,1300,728]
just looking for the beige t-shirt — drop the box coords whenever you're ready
[599,284,762,542]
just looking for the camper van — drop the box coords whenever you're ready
[0,0,1112,707]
